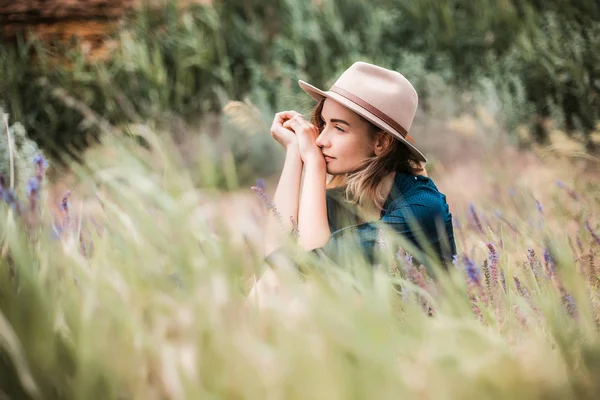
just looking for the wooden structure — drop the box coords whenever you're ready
[0,1,207,60]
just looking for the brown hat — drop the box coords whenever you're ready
[298,61,426,162]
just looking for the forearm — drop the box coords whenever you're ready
[264,147,303,256]
[298,161,330,250]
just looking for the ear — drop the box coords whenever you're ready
[373,131,392,156]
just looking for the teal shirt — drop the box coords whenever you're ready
[267,171,456,270]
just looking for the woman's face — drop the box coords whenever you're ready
[315,98,378,175]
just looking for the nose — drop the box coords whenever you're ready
[315,128,331,149]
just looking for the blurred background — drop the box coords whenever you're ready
[0,1,600,399]
[1,0,598,239]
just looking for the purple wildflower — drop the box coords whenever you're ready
[26,177,41,212]
[60,191,71,212]
[535,199,543,215]
[561,292,577,318]
[543,247,555,276]
[464,256,481,285]
[255,178,266,191]
[487,243,499,287]
[57,191,73,232]
[527,248,542,282]
[251,185,284,228]
[585,220,600,246]
[2,187,18,210]
[398,251,414,273]
[556,180,579,200]
[25,176,40,196]
[468,203,484,234]
[33,154,48,169]
[513,276,531,300]
[576,235,584,253]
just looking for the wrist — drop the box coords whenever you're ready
[306,153,326,166]
[285,145,301,157]
[304,157,326,172]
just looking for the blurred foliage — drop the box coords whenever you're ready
[0,125,599,398]
[0,107,45,193]
[0,0,598,178]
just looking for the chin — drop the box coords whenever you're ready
[326,166,351,176]
[327,161,361,176]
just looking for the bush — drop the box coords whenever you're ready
[0,107,46,193]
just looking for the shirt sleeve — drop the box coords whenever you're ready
[313,201,454,267]
[265,197,455,271]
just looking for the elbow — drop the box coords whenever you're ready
[299,233,330,251]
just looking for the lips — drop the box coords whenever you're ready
[322,154,336,159]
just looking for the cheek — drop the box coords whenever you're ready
[334,135,373,160]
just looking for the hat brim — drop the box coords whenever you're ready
[298,79,427,163]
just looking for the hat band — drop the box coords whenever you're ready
[330,85,409,138]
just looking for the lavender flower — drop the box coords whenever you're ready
[585,220,600,246]
[61,191,71,212]
[255,178,266,191]
[398,251,414,274]
[535,199,544,215]
[561,292,577,318]
[543,247,555,276]
[25,176,40,196]
[251,185,282,221]
[2,186,18,210]
[487,243,499,287]
[556,180,579,200]
[25,154,49,212]
[527,248,542,282]
[33,154,48,170]
[464,256,481,286]
[513,276,531,300]
[576,235,584,253]
[468,203,484,234]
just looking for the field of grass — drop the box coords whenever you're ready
[1,2,600,397]
[0,110,599,399]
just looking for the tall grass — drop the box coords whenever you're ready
[0,121,599,399]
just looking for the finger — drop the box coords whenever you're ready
[275,110,302,124]
[287,115,310,130]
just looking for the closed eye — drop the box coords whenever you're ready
[320,116,345,132]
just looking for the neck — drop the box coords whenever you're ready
[379,170,397,202]
[361,169,397,219]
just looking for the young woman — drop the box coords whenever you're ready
[255,62,456,294]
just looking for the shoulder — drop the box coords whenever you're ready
[385,174,450,220]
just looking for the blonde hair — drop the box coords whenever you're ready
[311,98,424,211]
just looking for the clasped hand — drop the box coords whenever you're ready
[270,111,324,165]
